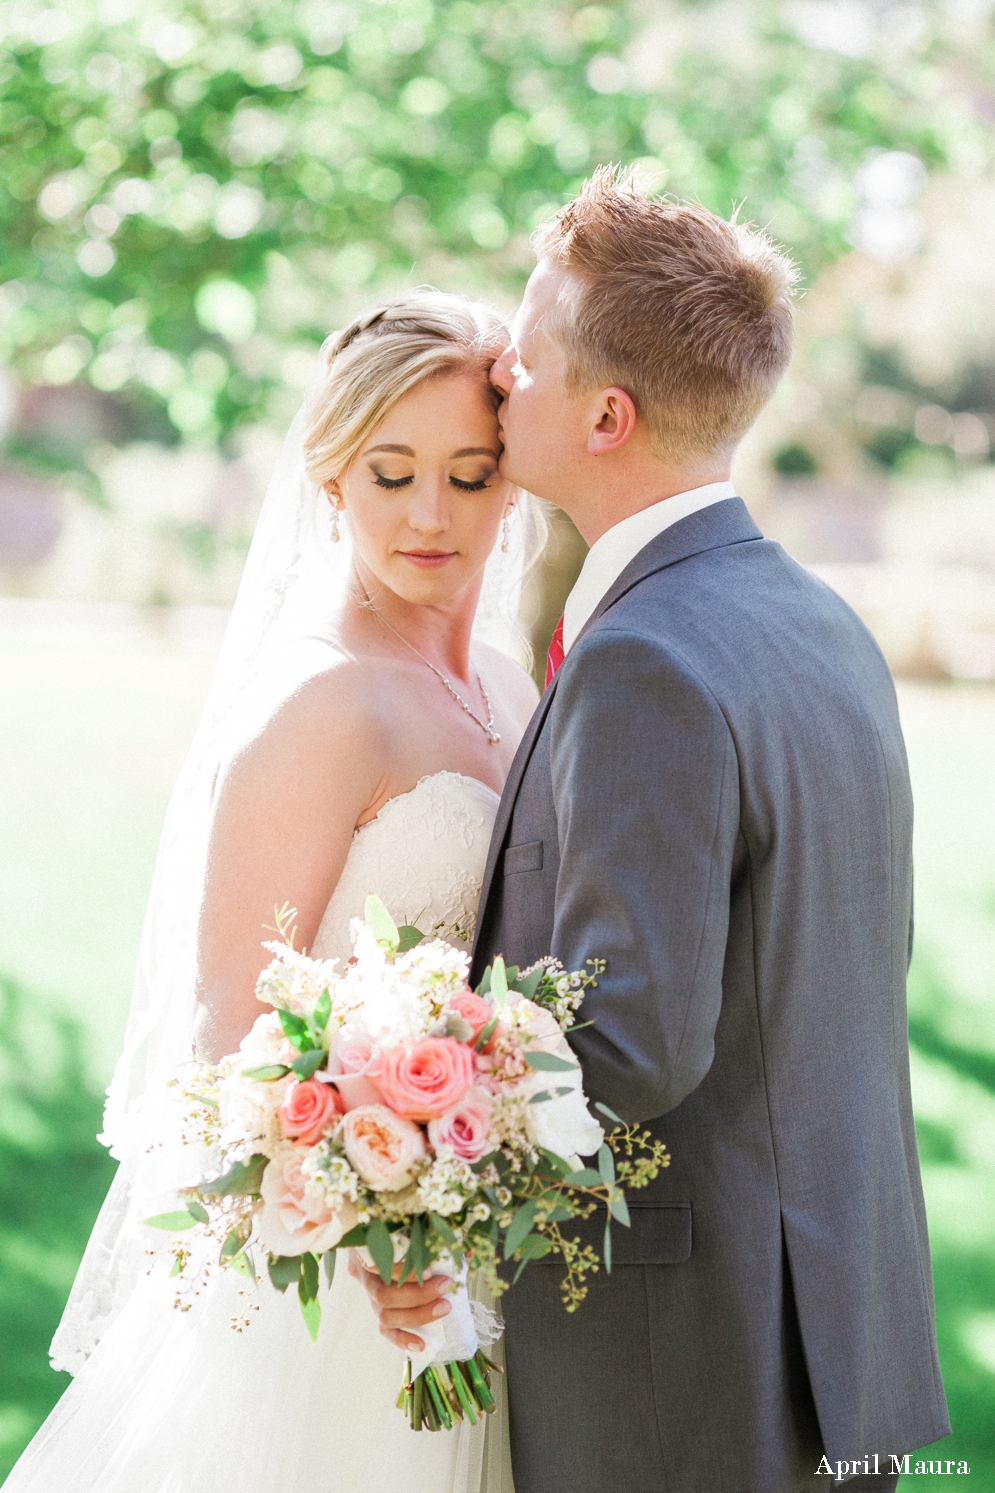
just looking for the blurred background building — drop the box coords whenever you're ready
[0,0,994,1485]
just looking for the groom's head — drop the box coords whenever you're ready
[491,167,797,535]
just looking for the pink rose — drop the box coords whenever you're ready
[330,1035,375,1074]
[447,990,497,1051]
[378,1037,476,1121]
[324,1034,384,1111]
[257,1145,355,1256]
[428,1087,494,1162]
[279,1078,342,1145]
[340,1105,426,1192]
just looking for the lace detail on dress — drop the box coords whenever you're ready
[312,772,500,962]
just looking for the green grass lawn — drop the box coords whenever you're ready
[0,607,993,1485]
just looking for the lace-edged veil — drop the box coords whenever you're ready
[50,309,541,1375]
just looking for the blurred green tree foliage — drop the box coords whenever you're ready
[0,0,987,451]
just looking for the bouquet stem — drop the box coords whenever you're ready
[401,1350,501,1432]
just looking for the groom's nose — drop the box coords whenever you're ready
[490,346,514,396]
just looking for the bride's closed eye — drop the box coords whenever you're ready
[373,472,413,489]
[450,474,492,492]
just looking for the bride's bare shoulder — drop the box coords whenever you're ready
[218,638,392,788]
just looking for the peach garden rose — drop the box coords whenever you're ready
[340,1104,427,1191]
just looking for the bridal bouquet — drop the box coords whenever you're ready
[146,897,669,1432]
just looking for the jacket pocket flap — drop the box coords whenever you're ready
[504,840,543,875]
[534,1202,692,1266]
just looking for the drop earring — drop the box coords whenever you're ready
[500,511,511,553]
[329,503,340,542]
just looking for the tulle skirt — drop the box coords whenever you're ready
[5,1254,514,1493]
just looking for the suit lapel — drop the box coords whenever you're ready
[474,496,764,948]
[476,672,559,919]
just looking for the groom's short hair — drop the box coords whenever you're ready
[534,166,797,468]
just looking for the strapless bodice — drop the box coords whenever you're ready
[312,771,500,962]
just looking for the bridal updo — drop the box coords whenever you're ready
[302,290,509,488]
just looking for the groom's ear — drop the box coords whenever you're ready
[587,387,638,456]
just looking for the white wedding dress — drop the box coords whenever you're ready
[5,771,514,1493]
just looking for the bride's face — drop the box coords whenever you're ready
[328,372,514,609]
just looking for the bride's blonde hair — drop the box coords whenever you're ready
[304,291,500,480]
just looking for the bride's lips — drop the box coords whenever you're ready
[401,549,457,568]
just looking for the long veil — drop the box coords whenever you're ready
[50,399,540,1375]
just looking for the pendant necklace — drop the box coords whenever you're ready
[361,587,501,745]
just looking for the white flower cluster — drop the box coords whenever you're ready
[256,943,341,1017]
[218,1069,289,1159]
[334,923,471,1049]
[301,1142,361,1212]
[415,1152,477,1216]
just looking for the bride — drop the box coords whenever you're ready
[6,292,544,1493]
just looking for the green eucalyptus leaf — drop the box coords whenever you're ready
[604,1219,613,1275]
[524,1052,578,1072]
[428,1212,456,1247]
[292,1048,327,1080]
[230,1249,254,1279]
[198,1153,268,1199]
[476,965,492,996]
[335,1224,367,1250]
[366,1218,394,1284]
[491,956,508,1009]
[537,1149,574,1178]
[474,1015,499,1052]
[278,1009,307,1040]
[565,1167,602,1188]
[610,1191,631,1227]
[300,1293,321,1343]
[514,968,544,1000]
[242,1064,291,1081]
[313,988,332,1032]
[518,1232,553,1261]
[323,1249,337,1287]
[299,1251,320,1304]
[268,1254,302,1293]
[528,1089,552,1104]
[396,925,425,953]
[503,1199,538,1259]
[143,1209,198,1231]
[597,1143,616,1187]
[186,1199,209,1225]
[594,1101,623,1124]
[405,1215,429,1286]
[365,894,399,953]
[220,1229,244,1261]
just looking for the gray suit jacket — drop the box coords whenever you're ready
[472,498,949,1493]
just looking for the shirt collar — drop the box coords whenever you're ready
[562,481,737,653]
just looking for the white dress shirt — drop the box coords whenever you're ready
[562,481,737,653]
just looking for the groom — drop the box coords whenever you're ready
[364,169,950,1490]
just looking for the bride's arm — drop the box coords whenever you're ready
[194,665,387,1062]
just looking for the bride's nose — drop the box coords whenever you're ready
[406,474,451,536]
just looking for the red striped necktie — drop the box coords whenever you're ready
[545,614,565,689]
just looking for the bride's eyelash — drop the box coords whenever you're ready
[373,473,413,489]
[450,476,491,492]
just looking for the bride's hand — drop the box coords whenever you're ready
[347,1249,452,1352]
